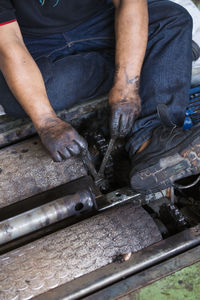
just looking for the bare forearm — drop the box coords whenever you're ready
[0,23,87,161]
[109,0,148,138]
[0,39,56,128]
[114,0,148,86]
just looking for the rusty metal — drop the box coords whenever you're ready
[0,137,87,208]
[98,137,116,177]
[0,96,108,148]
[84,244,200,300]
[96,187,167,211]
[0,190,95,246]
[92,130,115,187]
[36,225,200,300]
[82,151,98,180]
[159,203,188,233]
[0,203,162,300]
[82,151,109,192]
[0,183,166,246]
[0,176,100,254]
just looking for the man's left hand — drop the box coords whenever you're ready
[109,85,141,138]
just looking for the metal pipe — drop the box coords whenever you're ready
[0,190,94,245]
[35,225,200,300]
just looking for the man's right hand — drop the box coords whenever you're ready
[37,117,88,162]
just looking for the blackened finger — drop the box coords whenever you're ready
[59,148,71,159]
[74,138,88,152]
[67,143,80,156]
[52,151,63,162]
[119,114,129,137]
[126,115,134,134]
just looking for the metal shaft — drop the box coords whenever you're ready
[0,190,94,246]
[82,151,98,180]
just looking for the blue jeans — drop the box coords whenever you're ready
[0,0,193,154]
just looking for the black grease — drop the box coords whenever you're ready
[38,117,87,162]
[11,150,17,154]
[110,98,141,138]
[21,149,29,153]
[110,72,141,138]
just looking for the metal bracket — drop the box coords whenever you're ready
[97,187,167,211]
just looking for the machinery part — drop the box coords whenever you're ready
[36,225,200,300]
[81,151,108,192]
[84,244,200,300]
[0,95,108,149]
[173,174,200,189]
[96,187,167,211]
[98,137,116,177]
[0,176,100,222]
[0,203,162,300]
[93,130,108,155]
[0,185,166,246]
[0,176,100,254]
[92,130,115,188]
[0,190,95,246]
[82,151,98,180]
[159,203,188,234]
[170,186,175,204]
[0,137,87,208]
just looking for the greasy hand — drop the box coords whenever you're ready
[38,117,88,162]
[109,78,141,138]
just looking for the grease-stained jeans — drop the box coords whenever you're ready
[0,0,193,154]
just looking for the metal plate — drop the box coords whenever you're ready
[0,203,161,300]
[85,244,200,300]
[39,225,200,300]
[0,137,87,207]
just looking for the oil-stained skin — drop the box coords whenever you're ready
[109,68,141,138]
[38,117,88,162]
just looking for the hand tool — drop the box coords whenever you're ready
[98,137,116,177]
[82,137,116,191]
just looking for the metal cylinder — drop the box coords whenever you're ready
[0,189,94,245]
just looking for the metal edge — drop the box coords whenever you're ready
[85,244,200,300]
[33,225,200,300]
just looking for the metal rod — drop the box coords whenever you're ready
[0,186,167,246]
[35,225,200,300]
[85,245,200,300]
[0,190,94,246]
[82,151,98,179]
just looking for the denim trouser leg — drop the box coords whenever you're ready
[0,0,193,158]
[0,3,115,118]
[0,50,114,117]
[127,1,193,155]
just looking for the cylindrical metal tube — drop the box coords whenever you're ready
[0,189,94,245]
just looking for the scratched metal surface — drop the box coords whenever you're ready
[0,203,162,300]
[0,137,87,208]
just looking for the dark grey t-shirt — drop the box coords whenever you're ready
[0,0,107,36]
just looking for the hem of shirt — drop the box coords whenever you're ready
[0,19,17,26]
